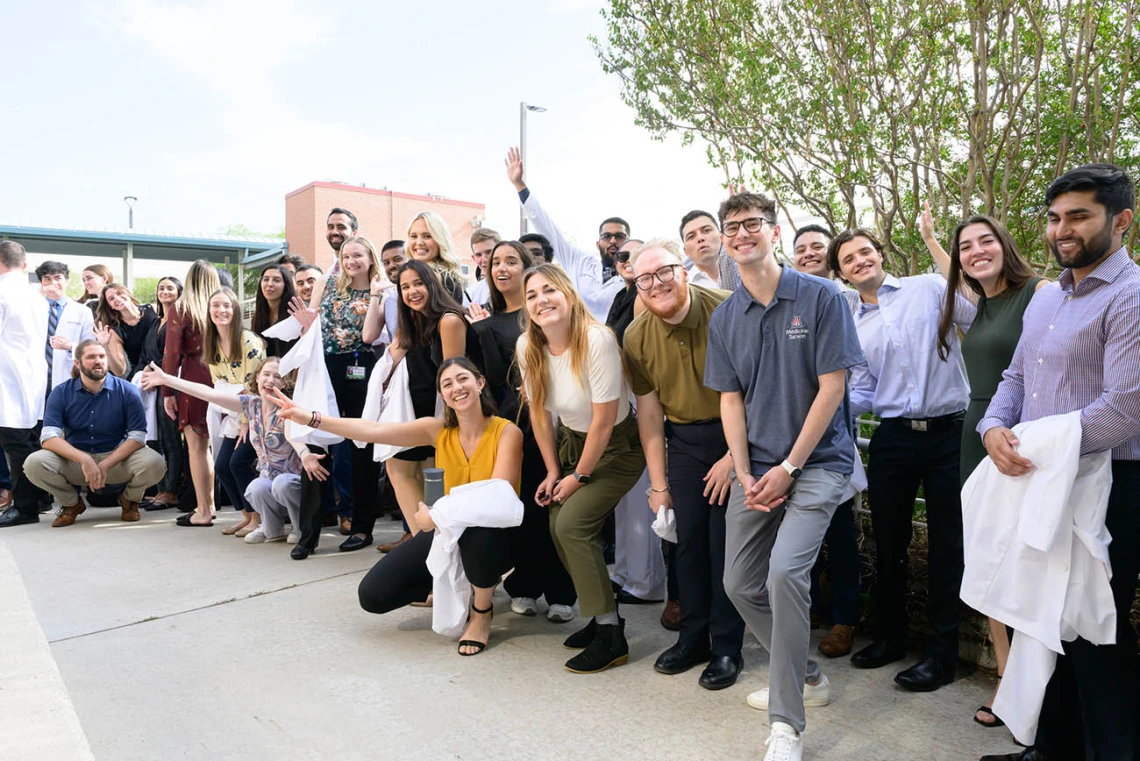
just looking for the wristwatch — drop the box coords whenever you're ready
[573,471,593,485]
[781,460,803,480]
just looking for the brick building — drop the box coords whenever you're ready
[284,181,486,282]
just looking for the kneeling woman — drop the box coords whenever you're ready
[271,358,521,656]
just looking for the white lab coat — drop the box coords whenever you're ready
[359,347,414,462]
[48,298,95,391]
[266,317,344,448]
[424,479,524,639]
[521,192,625,322]
[960,411,1115,744]
[0,271,48,428]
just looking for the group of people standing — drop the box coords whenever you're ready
[0,154,1135,761]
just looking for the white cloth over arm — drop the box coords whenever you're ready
[359,347,414,461]
[424,479,524,638]
[960,411,1114,743]
[521,191,625,322]
[267,317,344,447]
[130,371,158,441]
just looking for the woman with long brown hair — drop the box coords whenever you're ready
[515,263,645,673]
[251,263,297,356]
[95,283,158,377]
[139,276,184,511]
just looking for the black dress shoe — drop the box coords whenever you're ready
[615,589,664,605]
[339,533,373,552]
[980,750,1051,761]
[563,618,597,649]
[565,621,628,673]
[850,640,906,669]
[894,656,955,692]
[0,507,38,528]
[698,655,743,690]
[653,642,712,675]
[291,545,312,560]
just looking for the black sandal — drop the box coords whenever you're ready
[458,603,493,656]
[973,705,1005,728]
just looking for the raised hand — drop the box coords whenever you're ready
[505,147,525,191]
[93,323,114,347]
[266,386,309,423]
[467,303,490,322]
[288,296,317,330]
[370,275,387,298]
[919,200,936,242]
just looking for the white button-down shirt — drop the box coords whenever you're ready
[48,297,95,391]
[0,270,49,428]
[848,273,975,418]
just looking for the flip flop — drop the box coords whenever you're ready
[973,705,1005,728]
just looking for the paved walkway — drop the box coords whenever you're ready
[1,508,1025,760]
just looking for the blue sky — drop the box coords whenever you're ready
[1,0,733,252]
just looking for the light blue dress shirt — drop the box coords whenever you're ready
[848,273,975,419]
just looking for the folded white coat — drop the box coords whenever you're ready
[651,506,677,543]
[130,371,158,441]
[960,410,1114,744]
[265,316,344,447]
[424,479,524,639]
[359,348,414,462]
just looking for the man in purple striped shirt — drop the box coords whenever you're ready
[979,164,1140,761]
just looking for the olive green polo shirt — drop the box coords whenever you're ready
[624,284,730,424]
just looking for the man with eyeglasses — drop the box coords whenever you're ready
[623,239,746,692]
[704,192,864,761]
[505,147,627,321]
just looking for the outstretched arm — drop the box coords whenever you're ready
[265,387,443,447]
[141,362,242,414]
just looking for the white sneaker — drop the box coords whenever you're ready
[510,597,538,616]
[547,604,574,623]
[747,674,830,711]
[287,531,300,545]
[244,528,267,544]
[763,722,802,761]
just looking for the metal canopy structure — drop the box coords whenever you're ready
[0,223,287,300]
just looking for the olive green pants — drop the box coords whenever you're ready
[549,413,646,618]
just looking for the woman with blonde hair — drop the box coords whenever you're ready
[162,260,221,526]
[203,287,266,536]
[406,211,468,304]
[516,263,646,673]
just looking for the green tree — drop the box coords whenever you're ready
[593,0,1140,273]
[131,276,160,305]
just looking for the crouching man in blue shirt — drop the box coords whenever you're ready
[24,340,165,526]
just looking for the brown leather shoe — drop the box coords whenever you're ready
[660,599,682,631]
[819,624,856,657]
[0,488,12,509]
[377,531,412,553]
[339,517,352,536]
[52,499,87,528]
[119,495,141,522]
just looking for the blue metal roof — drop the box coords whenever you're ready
[0,223,287,264]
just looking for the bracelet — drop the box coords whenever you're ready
[308,411,322,429]
[645,485,670,497]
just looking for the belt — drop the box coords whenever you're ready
[881,410,965,432]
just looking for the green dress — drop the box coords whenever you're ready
[960,277,1045,481]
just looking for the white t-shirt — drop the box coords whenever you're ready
[518,324,630,433]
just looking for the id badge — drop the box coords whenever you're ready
[347,365,366,381]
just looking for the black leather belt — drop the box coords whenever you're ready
[881,410,965,432]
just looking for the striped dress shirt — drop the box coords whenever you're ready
[979,247,1140,459]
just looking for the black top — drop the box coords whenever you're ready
[138,318,166,373]
[114,304,160,376]
[405,318,485,419]
[474,309,526,423]
[605,283,639,347]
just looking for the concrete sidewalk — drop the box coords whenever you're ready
[1,508,1024,760]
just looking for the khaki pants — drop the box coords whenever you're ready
[24,448,166,507]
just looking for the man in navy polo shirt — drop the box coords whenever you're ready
[24,340,165,527]
[704,192,864,761]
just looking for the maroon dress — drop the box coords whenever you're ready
[162,304,212,437]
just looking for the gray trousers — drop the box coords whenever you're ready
[723,468,848,732]
[245,474,302,538]
[24,447,166,506]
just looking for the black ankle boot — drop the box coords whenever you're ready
[564,621,629,673]
[563,618,597,649]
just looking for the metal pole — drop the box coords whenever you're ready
[519,101,528,236]
[129,207,134,229]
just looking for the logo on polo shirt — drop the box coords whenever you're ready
[786,315,809,340]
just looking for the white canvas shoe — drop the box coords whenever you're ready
[286,531,300,545]
[747,674,830,711]
[763,722,802,761]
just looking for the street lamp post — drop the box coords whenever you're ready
[123,196,138,229]
[519,102,546,235]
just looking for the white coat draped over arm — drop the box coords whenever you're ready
[265,317,344,448]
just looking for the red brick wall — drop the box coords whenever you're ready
[284,182,486,283]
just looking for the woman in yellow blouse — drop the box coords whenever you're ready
[270,357,522,655]
[202,288,265,535]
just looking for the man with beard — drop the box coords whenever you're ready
[505,147,627,321]
[978,164,1140,761]
[24,340,165,526]
[623,239,745,691]
[833,227,975,692]
[324,207,358,275]
[375,239,406,348]
[706,192,863,761]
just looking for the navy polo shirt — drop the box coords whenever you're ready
[703,265,865,475]
[41,375,147,454]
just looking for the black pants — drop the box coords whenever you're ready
[214,436,245,512]
[153,392,184,496]
[502,433,576,606]
[810,498,862,625]
[667,420,745,658]
[867,416,964,662]
[358,527,512,614]
[327,352,380,535]
[297,445,327,550]
[0,424,47,516]
[1035,460,1140,760]
[230,440,258,513]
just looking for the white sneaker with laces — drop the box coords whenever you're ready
[510,597,538,616]
[747,674,830,711]
[287,531,300,545]
[763,722,802,761]
[547,604,574,623]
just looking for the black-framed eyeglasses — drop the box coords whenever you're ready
[614,250,632,263]
[600,232,629,243]
[634,264,682,291]
[722,217,775,237]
